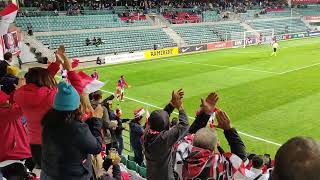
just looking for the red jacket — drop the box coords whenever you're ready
[0,104,31,162]
[13,63,83,145]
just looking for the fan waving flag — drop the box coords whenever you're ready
[77,71,105,94]
[0,2,18,36]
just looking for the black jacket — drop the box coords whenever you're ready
[0,60,10,78]
[144,104,189,180]
[41,111,103,180]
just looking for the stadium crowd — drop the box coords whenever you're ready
[0,45,320,180]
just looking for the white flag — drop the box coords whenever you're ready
[0,3,18,36]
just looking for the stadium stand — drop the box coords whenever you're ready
[36,28,176,57]
[163,11,201,24]
[296,8,320,16]
[171,22,245,45]
[247,18,308,34]
[15,14,153,32]
[202,10,221,22]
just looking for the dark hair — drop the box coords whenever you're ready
[89,90,102,101]
[4,52,12,61]
[42,108,81,128]
[273,137,320,180]
[170,117,178,127]
[25,67,56,88]
[0,75,18,95]
[252,155,264,169]
[93,90,102,101]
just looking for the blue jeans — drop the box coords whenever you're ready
[115,135,124,155]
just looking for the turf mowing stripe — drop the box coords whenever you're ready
[161,59,280,75]
[100,89,282,147]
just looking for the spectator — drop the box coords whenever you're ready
[92,37,97,45]
[90,90,118,153]
[245,155,270,180]
[174,93,247,179]
[13,45,82,168]
[114,108,130,155]
[0,52,13,78]
[0,79,33,179]
[41,81,103,180]
[102,152,121,180]
[272,137,320,180]
[85,38,90,46]
[27,23,33,36]
[0,66,19,95]
[144,89,189,180]
[129,108,145,165]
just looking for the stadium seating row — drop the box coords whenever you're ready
[120,154,146,178]
[171,22,245,45]
[202,10,221,22]
[37,28,176,57]
[15,14,153,32]
[248,18,308,34]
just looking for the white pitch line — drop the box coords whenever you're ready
[100,89,282,147]
[162,59,280,75]
[279,62,320,75]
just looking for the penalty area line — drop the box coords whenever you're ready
[100,89,282,147]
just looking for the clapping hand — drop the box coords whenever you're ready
[201,92,219,115]
[215,110,232,130]
[170,89,184,111]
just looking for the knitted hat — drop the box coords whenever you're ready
[148,110,170,132]
[0,90,10,104]
[53,81,80,111]
[7,66,18,76]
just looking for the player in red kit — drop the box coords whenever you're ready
[115,75,130,101]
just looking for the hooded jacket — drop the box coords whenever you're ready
[0,104,31,162]
[144,104,189,180]
[13,63,82,145]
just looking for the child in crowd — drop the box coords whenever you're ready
[129,108,145,165]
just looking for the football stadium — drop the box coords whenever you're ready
[0,0,320,179]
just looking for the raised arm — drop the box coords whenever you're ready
[162,89,189,146]
[216,111,247,161]
[189,92,219,134]
[56,45,84,94]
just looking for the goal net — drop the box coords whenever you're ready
[243,29,275,48]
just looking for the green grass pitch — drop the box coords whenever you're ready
[85,37,320,157]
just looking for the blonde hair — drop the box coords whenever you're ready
[79,93,94,115]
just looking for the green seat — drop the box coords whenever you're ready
[120,155,127,165]
[127,160,137,171]
[137,165,146,178]
[128,155,135,161]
